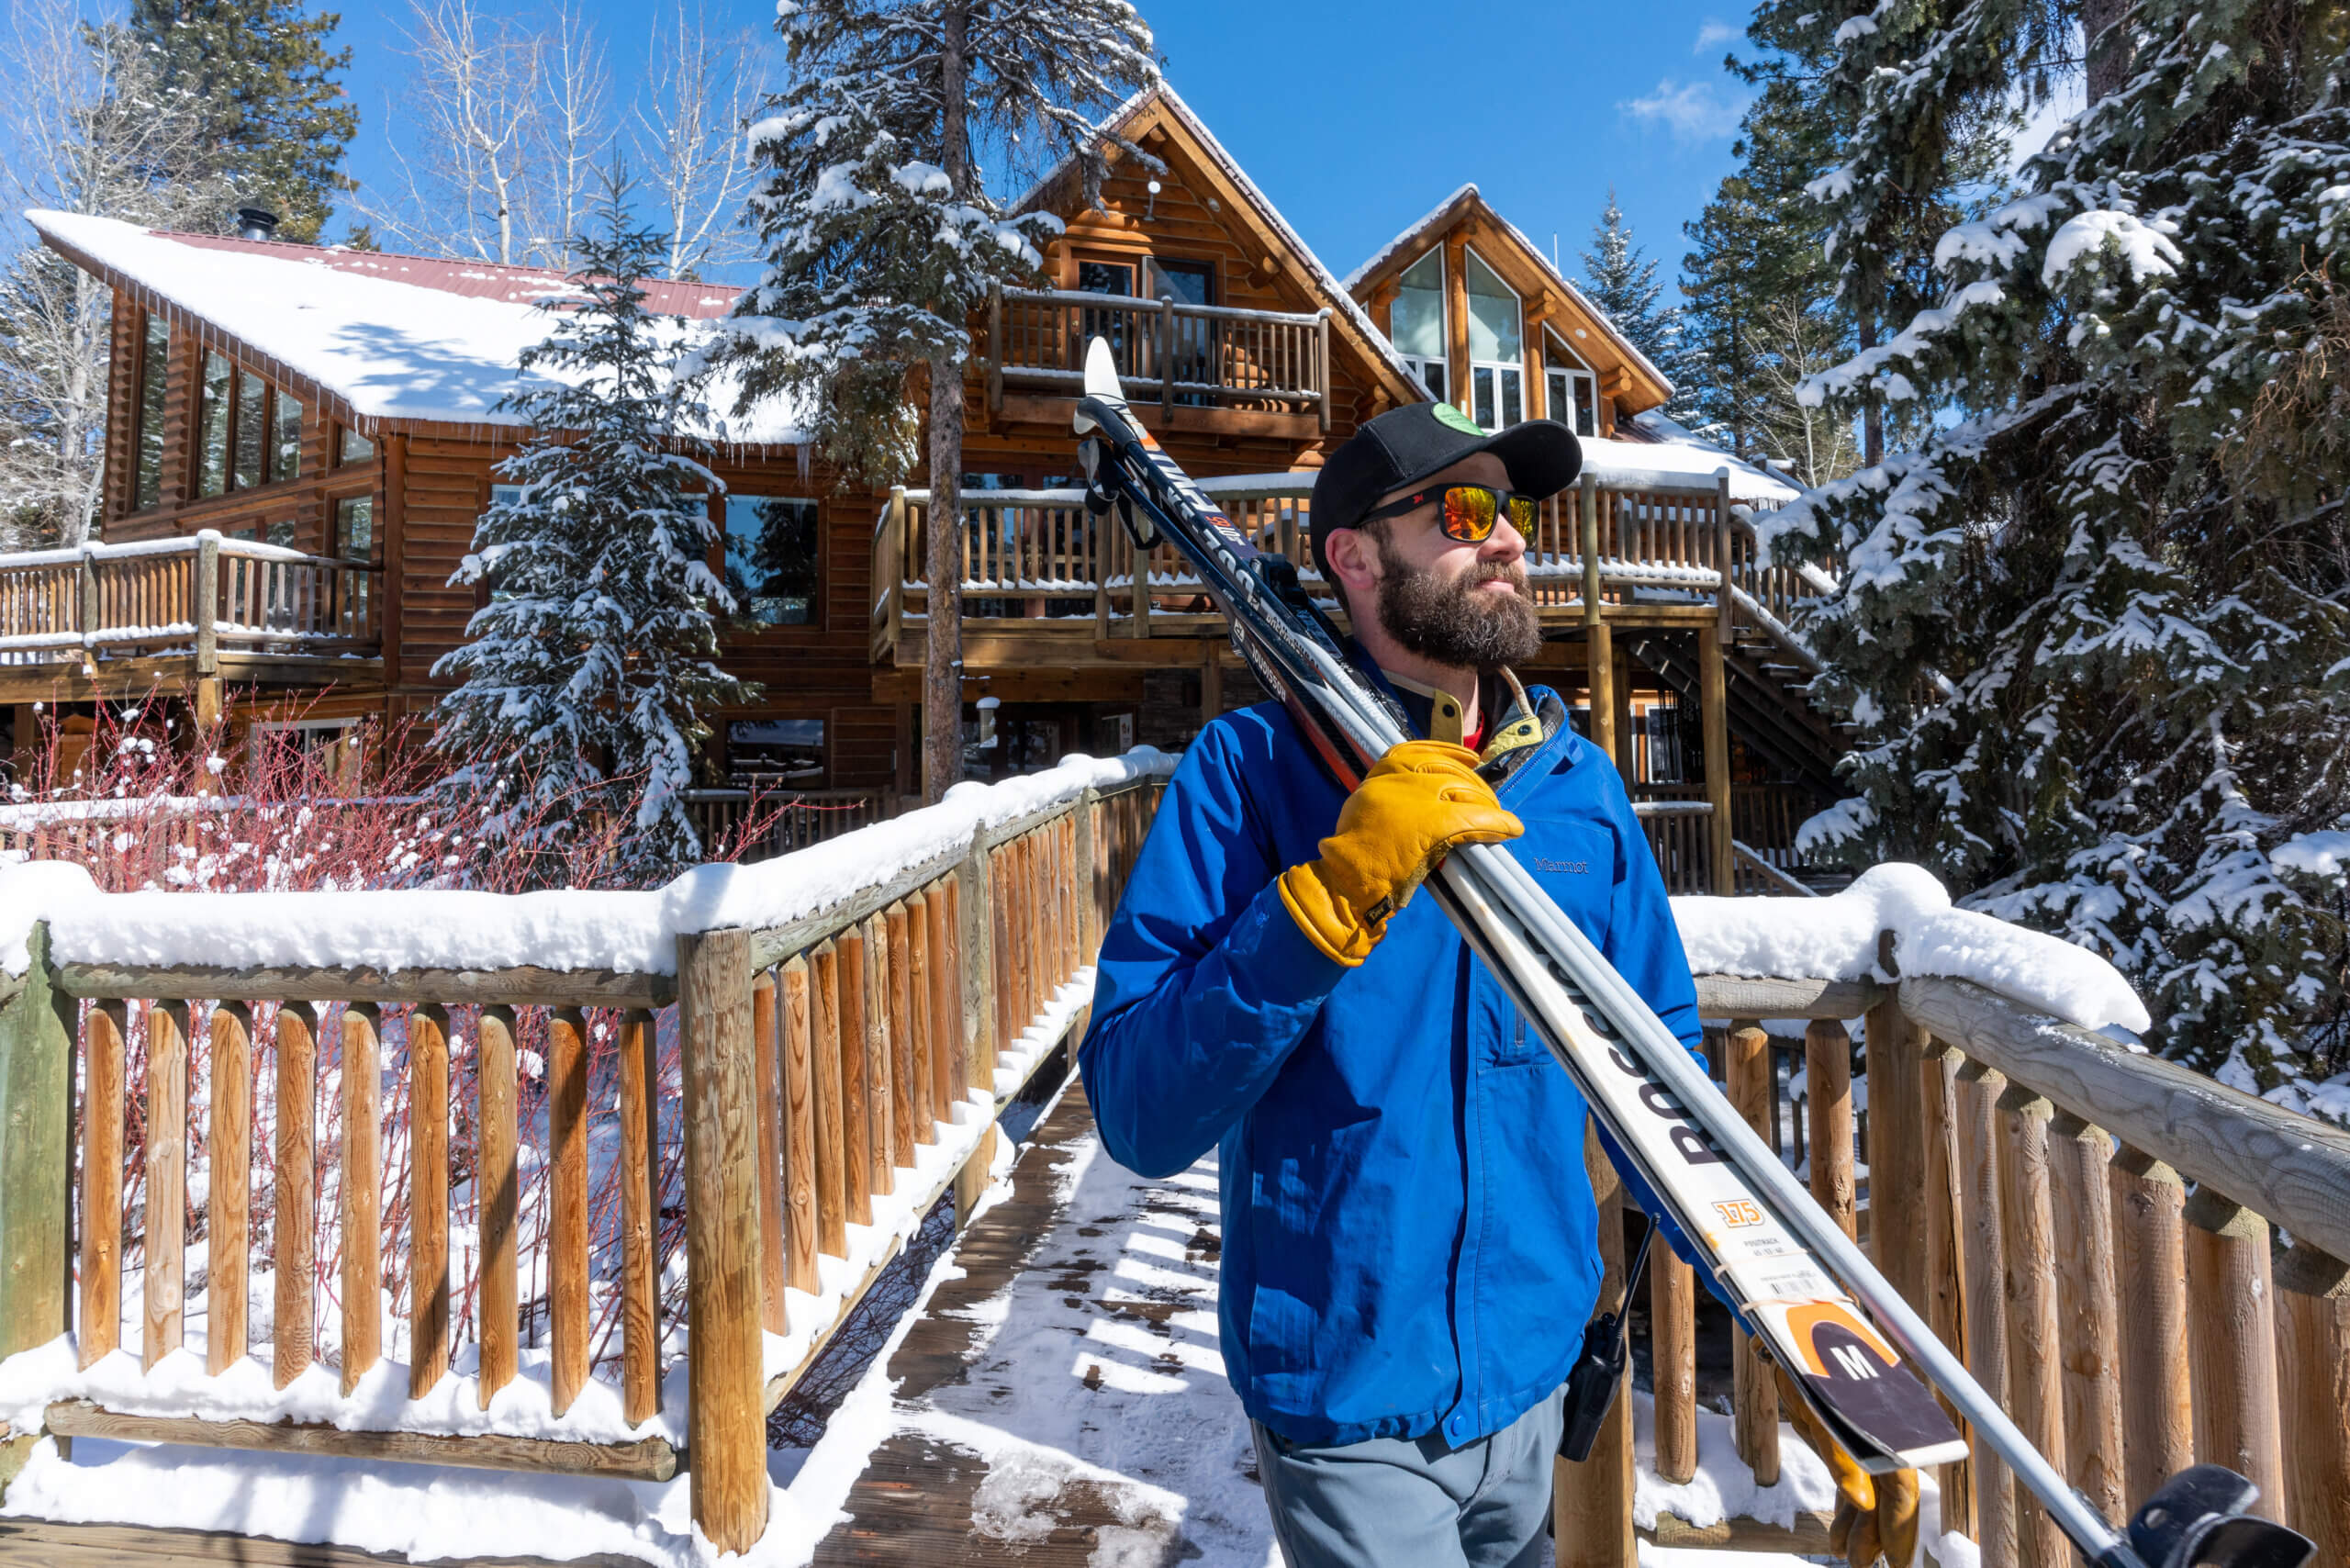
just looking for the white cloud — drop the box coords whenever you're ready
[1694,19,1740,51]
[1619,79,1748,142]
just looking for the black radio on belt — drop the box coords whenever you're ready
[1557,1217,1655,1463]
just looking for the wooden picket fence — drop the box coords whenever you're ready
[0,770,1165,1553]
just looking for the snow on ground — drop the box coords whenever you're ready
[0,749,1175,980]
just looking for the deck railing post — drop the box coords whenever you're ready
[2184,1187,2286,1519]
[1315,309,1332,433]
[194,531,219,676]
[954,837,1000,1217]
[0,925,74,1374]
[677,926,770,1554]
[1725,1021,1779,1482]
[2273,1240,2350,1557]
[1996,1084,2067,1568]
[1579,473,1614,766]
[1554,1120,1634,1566]
[2047,1111,2124,1527]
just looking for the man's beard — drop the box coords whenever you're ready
[1373,541,1544,669]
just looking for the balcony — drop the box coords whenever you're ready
[0,532,382,703]
[982,285,1332,436]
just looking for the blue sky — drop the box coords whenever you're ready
[329,0,1760,297]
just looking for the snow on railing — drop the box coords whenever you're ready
[0,749,1175,1555]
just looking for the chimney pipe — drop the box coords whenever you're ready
[234,207,280,242]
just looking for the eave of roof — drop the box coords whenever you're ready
[1346,187,1677,404]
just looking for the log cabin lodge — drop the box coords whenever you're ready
[5,84,1840,885]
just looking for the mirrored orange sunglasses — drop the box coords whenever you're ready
[1358,483,1539,543]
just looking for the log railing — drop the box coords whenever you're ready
[681,788,895,862]
[1560,956,2350,1566]
[877,472,1832,641]
[986,283,1332,429]
[0,759,1169,1553]
[0,532,380,671]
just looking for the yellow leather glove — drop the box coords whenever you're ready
[1277,740,1522,966]
[1776,1366,1919,1568]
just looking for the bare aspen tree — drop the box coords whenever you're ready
[630,2,763,280]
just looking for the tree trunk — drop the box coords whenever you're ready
[921,1,972,805]
[1857,303,1883,467]
[2080,0,2134,102]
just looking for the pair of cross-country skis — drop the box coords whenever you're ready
[1069,336,2311,1568]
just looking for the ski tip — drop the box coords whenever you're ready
[1083,335,1124,400]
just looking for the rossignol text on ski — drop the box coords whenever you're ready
[1070,335,2312,1568]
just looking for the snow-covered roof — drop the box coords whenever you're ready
[1603,410,1803,506]
[1014,84,1431,403]
[28,209,804,445]
[1343,184,1677,405]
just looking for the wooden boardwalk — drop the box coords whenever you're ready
[813,1079,1268,1567]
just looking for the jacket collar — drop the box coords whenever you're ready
[1343,643,1562,778]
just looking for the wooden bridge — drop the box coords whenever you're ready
[1,753,2346,1568]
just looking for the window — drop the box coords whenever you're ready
[1077,261,1133,295]
[1463,250,1523,431]
[726,718,824,784]
[333,495,375,561]
[1076,260,1136,375]
[133,314,169,510]
[723,496,820,626]
[338,426,376,465]
[1147,258,1213,306]
[1546,336,1599,439]
[274,391,304,481]
[196,351,232,498]
[1391,248,1448,403]
[483,483,529,602]
[233,368,269,490]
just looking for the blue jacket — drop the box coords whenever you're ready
[1078,664,1710,1449]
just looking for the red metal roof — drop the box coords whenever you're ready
[157,230,745,319]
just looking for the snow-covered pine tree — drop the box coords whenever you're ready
[433,167,750,880]
[1770,0,2350,1108]
[1578,189,1700,426]
[129,0,357,241]
[722,0,1157,801]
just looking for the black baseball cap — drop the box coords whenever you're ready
[1309,402,1583,576]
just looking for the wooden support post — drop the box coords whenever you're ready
[1652,1249,1697,1484]
[677,927,770,1554]
[77,999,127,1369]
[751,974,786,1337]
[1954,1058,2016,1567]
[548,1005,589,1416]
[144,1000,189,1369]
[1555,1120,1635,1566]
[207,1002,252,1374]
[1806,1018,1855,1238]
[862,914,896,1192]
[2273,1242,2350,1558]
[1921,1035,1974,1536]
[923,891,956,1126]
[810,943,852,1251]
[887,903,920,1151]
[1996,1085,2066,1568]
[780,963,820,1296]
[1074,790,1102,955]
[1865,989,1929,1307]
[339,1002,382,1394]
[905,895,938,1137]
[2047,1112,2124,1528]
[834,928,875,1224]
[2185,1188,2285,1518]
[193,531,219,678]
[1726,1021,1778,1484]
[1201,646,1223,727]
[272,1002,317,1390]
[476,1003,519,1406]
[617,1008,662,1428]
[1714,470,1734,642]
[1578,474,1614,765]
[1611,649,1634,794]
[1698,622,1733,896]
[2110,1147,2191,1509]
[408,1003,450,1398]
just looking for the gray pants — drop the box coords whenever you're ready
[1251,1389,1566,1568]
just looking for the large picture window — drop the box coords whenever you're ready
[133,313,169,510]
[1391,248,1448,403]
[723,496,820,626]
[1463,250,1523,431]
[196,351,233,498]
[1546,336,1598,439]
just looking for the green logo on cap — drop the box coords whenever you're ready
[1433,402,1483,436]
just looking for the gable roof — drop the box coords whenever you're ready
[28,209,801,444]
[1018,84,1432,409]
[1347,184,1675,407]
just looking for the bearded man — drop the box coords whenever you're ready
[1076,402,1718,1566]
